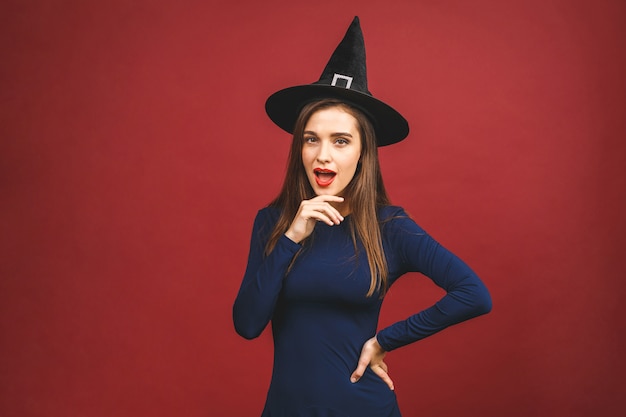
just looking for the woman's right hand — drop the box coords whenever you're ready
[284,195,345,243]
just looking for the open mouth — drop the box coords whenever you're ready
[314,168,336,187]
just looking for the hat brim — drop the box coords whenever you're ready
[265,85,409,146]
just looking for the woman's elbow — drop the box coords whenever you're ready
[232,305,266,340]
[473,284,492,316]
[234,320,263,340]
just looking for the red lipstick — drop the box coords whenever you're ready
[314,168,336,187]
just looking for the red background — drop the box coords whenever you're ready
[1,1,625,416]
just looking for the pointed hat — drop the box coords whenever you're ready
[265,16,409,146]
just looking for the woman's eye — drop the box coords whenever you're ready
[304,136,317,143]
[335,138,349,145]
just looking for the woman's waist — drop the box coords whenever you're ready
[266,364,398,415]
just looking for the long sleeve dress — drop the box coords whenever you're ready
[233,205,492,417]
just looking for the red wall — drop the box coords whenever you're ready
[1,1,624,416]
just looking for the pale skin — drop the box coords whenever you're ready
[283,107,395,391]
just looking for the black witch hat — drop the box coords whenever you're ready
[265,16,409,146]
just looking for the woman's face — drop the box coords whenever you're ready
[302,106,362,197]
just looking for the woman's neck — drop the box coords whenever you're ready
[331,199,351,217]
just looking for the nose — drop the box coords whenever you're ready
[316,140,332,163]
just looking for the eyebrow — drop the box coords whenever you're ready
[303,131,353,137]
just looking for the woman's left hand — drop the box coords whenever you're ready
[350,336,394,390]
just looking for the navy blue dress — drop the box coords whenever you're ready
[233,206,491,417]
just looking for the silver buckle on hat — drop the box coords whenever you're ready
[331,73,353,89]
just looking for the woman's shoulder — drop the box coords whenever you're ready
[244,206,283,246]
[257,205,281,217]
[378,205,427,234]
[378,205,409,221]
[254,205,282,224]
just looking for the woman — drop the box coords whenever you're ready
[233,17,492,417]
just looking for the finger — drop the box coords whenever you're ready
[311,195,345,203]
[301,208,338,225]
[322,203,344,223]
[350,356,370,383]
[372,365,394,391]
[303,199,344,212]
[307,212,335,226]
[302,204,343,225]
[308,198,345,223]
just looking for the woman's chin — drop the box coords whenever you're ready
[309,181,346,197]
[313,188,341,197]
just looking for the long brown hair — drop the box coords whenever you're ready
[266,99,391,296]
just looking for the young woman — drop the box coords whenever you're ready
[233,17,491,417]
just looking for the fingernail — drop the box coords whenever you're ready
[350,377,357,383]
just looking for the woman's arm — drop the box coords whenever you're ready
[376,209,492,351]
[233,197,345,339]
[232,210,301,339]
